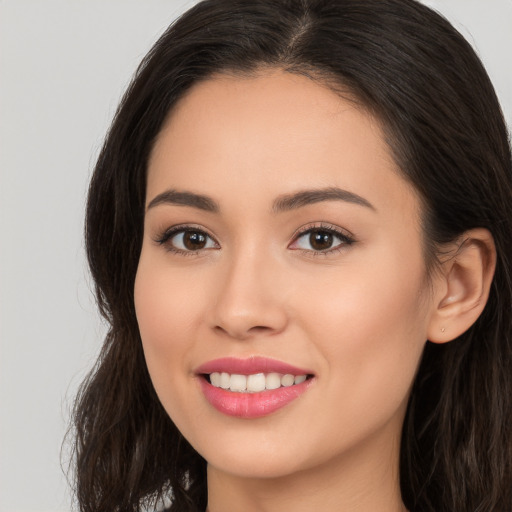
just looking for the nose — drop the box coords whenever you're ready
[210,249,288,341]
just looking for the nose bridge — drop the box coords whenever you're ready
[211,241,287,339]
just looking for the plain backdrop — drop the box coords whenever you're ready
[0,1,511,511]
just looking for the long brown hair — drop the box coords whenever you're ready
[73,1,512,510]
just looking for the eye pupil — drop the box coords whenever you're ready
[310,231,333,250]
[184,231,207,250]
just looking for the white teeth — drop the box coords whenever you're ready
[210,372,221,387]
[266,372,281,390]
[294,375,307,385]
[220,372,230,389]
[229,374,247,392]
[208,372,309,392]
[281,374,295,387]
[247,373,266,392]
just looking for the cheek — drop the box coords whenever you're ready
[298,248,429,413]
[133,253,207,396]
[133,254,211,431]
[135,254,205,344]
[301,248,427,334]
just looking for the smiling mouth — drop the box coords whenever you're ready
[203,372,313,393]
[195,357,315,417]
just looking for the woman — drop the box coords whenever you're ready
[73,0,512,511]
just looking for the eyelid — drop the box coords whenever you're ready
[153,224,220,254]
[153,221,354,256]
[289,222,356,253]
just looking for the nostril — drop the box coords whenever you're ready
[213,324,275,340]
[248,325,274,333]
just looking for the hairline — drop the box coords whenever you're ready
[150,63,441,281]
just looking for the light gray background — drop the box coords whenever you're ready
[0,1,510,511]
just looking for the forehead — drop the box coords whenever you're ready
[147,70,419,222]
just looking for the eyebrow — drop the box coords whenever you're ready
[146,186,375,214]
[147,189,219,212]
[272,187,375,213]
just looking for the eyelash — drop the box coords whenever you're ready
[154,224,219,256]
[290,223,356,256]
[154,222,355,256]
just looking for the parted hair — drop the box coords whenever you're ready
[73,1,512,511]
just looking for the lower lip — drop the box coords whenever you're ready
[199,377,313,419]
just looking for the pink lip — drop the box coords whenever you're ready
[195,356,312,376]
[195,357,315,419]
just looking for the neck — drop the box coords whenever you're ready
[206,420,407,512]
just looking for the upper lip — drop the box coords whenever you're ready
[195,356,313,376]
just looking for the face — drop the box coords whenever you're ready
[135,71,436,481]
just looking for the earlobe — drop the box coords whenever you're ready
[427,228,496,344]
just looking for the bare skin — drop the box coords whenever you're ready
[134,70,495,512]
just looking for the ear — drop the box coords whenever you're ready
[427,228,496,343]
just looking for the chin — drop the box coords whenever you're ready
[205,450,309,480]
[181,421,313,480]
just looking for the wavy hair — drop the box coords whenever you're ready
[73,1,512,511]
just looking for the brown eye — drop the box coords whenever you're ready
[183,230,208,250]
[289,226,354,253]
[309,231,334,251]
[162,228,218,252]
